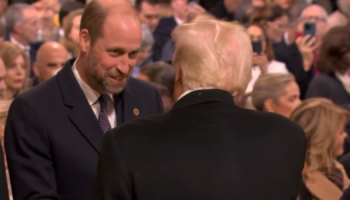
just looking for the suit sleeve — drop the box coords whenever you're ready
[92,131,132,200]
[154,87,164,114]
[0,138,9,200]
[4,96,58,200]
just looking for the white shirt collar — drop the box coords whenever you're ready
[177,87,216,100]
[174,17,184,25]
[72,59,113,106]
[10,35,30,52]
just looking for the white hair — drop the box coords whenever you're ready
[300,4,329,21]
[172,20,252,96]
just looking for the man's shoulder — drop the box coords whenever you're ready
[242,109,304,135]
[125,78,157,96]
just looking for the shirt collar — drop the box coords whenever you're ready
[10,35,30,51]
[178,87,216,100]
[72,59,113,106]
[174,17,184,25]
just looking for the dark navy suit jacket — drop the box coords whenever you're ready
[152,17,177,62]
[5,58,164,200]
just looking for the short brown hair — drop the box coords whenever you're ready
[80,1,107,46]
[250,4,287,23]
[80,0,138,46]
[316,26,350,75]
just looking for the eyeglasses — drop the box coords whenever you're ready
[302,16,327,23]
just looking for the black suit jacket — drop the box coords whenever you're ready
[0,139,9,200]
[5,59,163,200]
[152,17,177,62]
[92,89,306,200]
[274,43,314,100]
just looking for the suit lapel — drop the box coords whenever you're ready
[115,79,143,126]
[57,59,103,153]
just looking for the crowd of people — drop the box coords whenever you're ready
[0,0,347,199]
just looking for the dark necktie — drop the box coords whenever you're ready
[98,94,111,133]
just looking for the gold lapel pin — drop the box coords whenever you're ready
[133,108,139,116]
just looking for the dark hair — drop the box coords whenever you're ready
[59,0,85,28]
[139,61,175,97]
[316,26,350,75]
[246,23,275,61]
[135,0,159,11]
[0,22,5,38]
[250,4,287,23]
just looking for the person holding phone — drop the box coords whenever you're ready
[245,23,288,93]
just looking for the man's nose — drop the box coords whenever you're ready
[116,56,130,74]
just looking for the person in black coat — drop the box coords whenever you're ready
[5,1,163,200]
[92,19,306,200]
[0,139,8,200]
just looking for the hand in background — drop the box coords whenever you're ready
[253,53,269,74]
[296,35,318,71]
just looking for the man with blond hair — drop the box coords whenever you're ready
[93,19,306,200]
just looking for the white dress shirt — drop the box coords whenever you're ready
[72,61,117,128]
[10,36,30,52]
[246,60,289,93]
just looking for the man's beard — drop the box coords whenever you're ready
[85,50,130,94]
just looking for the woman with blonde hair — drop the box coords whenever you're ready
[290,98,350,200]
[0,42,30,100]
[250,73,301,117]
[59,9,84,58]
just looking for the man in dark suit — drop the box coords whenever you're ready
[5,0,163,200]
[93,20,306,200]
[5,3,43,76]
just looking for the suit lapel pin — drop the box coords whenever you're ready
[133,108,139,116]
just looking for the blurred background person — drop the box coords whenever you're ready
[274,4,329,99]
[135,0,161,32]
[0,42,29,100]
[306,25,350,106]
[245,23,288,93]
[0,0,7,25]
[58,0,84,39]
[137,61,175,111]
[271,0,307,24]
[249,4,289,47]
[33,0,60,42]
[32,41,68,87]
[328,0,350,29]
[59,8,83,58]
[210,0,241,21]
[133,23,154,77]
[5,3,41,69]
[290,98,350,200]
[153,0,189,61]
[251,73,301,117]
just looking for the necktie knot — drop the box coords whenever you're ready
[99,94,109,108]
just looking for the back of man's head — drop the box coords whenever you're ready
[5,3,32,33]
[172,19,252,96]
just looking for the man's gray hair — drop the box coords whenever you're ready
[141,23,154,47]
[5,3,32,33]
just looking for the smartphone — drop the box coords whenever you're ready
[303,22,316,37]
[252,40,262,55]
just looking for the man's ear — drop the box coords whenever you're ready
[79,29,90,53]
[263,98,275,113]
[33,62,40,78]
[175,65,182,85]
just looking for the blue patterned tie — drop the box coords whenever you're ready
[98,94,111,133]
